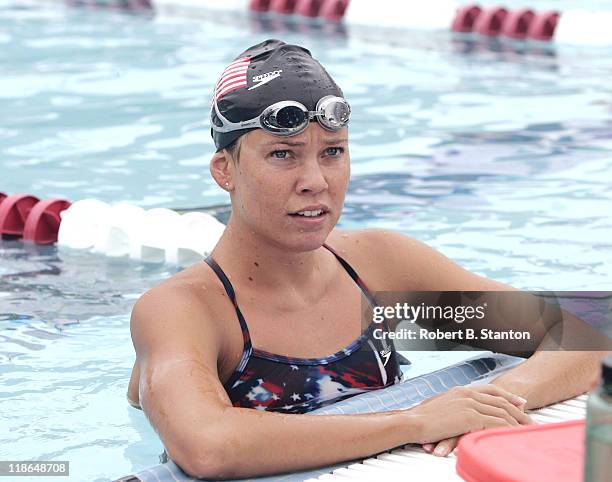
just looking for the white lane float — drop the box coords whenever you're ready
[0,192,226,267]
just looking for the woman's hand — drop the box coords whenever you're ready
[407,384,531,455]
[422,390,528,456]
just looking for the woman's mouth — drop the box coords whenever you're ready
[290,208,326,218]
[288,207,330,226]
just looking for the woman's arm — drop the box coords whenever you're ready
[422,350,609,457]
[356,229,609,453]
[358,229,607,395]
[131,282,529,479]
[139,355,418,478]
[490,350,609,409]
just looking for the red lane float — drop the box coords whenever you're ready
[245,1,555,38]
[22,199,72,245]
[528,11,560,41]
[451,5,482,33]
[319,0,348,21]
[270,0,296,14]
[251,0,345,20]
[0,193,71,244]
[450,4,560,41]
[295,0,323,17]
[502,8,536,39]
[0,194,40,237]
[474,7,509,36]
[249,0,271,12]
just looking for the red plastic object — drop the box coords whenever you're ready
[22,199,72,245]
[0,194,40,237]
[295,0,323,17]
[319,0,349,21]
[474,7,509,36]
[502,8,536,39]
[456,420,585,482]
[0,192,6,205]
[270,0,297,14]
[451,5,483,32]
[249,0,272,12]
[528,11,560,41]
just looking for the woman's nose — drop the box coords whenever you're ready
[296,159,328,194]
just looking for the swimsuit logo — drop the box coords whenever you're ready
[380,348,392,367]
[248,70,283,90]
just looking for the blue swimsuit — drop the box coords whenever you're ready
[205,243,403,414]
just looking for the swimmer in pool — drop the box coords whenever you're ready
[127,39,606,479]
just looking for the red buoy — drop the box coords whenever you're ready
[295,0,323,17]
[23,199,72,245]
[474,7,509,36]
[270,0,297,14]
[249,0,272,12]
[451,5,482,32]
[319,0,349,22]
[501,8,535,39]
[528,11,560,41]
[0,194,40,237]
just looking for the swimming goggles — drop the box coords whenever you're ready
[211,95,351,136]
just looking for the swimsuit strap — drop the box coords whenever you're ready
[322,243,377,306]
[204,256,253,352]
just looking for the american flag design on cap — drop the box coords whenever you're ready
[214,57,251,102]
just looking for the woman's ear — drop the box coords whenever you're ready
[210,149,233,191]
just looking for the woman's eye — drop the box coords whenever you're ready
[271,150,289,159]
[325,147,344,156]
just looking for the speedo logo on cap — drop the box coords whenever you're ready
[248,69,283,91]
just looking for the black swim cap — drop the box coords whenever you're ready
[210,39,344,151]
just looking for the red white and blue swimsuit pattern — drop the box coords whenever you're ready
[205,243,403,414]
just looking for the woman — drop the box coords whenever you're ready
[127,39,602,479]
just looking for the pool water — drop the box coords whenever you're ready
[1,0,612,480]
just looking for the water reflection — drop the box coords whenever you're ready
[247,12,348,40]
[451,32,558,68]
[0,240,179,331]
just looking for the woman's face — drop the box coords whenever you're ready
[229,123,350,252]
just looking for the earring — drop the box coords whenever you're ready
[224,182,229,186]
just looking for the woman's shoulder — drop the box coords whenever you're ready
[325,228,416,290]
[326,228,459,291]
[127,262,231,411]
[327,228,505,292]
[328,227,410,246]
[326,227,423,260]
[131,261,224,332]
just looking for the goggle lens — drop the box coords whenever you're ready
[319,100,350,129]
[275,105,307,129]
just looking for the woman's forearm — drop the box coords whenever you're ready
[490,351,608,409]
[200,407,415,479]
